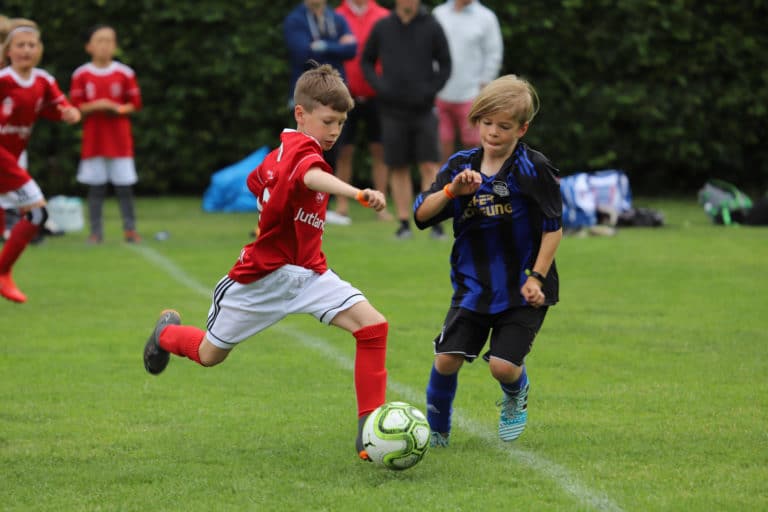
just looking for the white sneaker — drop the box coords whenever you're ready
[325,211,352,226]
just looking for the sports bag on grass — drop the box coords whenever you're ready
[697,179,753,225]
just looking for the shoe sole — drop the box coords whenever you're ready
[143,309,180,375]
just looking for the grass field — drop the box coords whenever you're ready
[1,197,766,511]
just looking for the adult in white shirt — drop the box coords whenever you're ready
[433,0,503,163]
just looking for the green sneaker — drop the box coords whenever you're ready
[497,383,529,441]
[429,431,450,448]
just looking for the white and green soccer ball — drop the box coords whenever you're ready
[361,401,430,471]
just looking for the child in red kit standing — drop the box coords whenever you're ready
[70,24,142,244]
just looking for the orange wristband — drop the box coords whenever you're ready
[443,184,456,199]
[356,190,370,207]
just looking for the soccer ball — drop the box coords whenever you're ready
[361,401,430,471]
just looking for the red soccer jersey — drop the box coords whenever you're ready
[228,130,334,283]
[0,67,70,192]
[336,0,389,98]
[70,61,141,158]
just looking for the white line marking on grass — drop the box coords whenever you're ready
[130,244,624,512]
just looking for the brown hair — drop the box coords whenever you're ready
[293,62,354,113]
[469,74,540,127]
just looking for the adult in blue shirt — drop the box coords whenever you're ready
[284,0,358,224]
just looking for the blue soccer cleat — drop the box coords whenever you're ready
[429,431,450,448]
[497,382,529,441]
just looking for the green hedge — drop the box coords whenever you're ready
[4,0,767,196]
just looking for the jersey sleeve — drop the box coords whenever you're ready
[126,71,142,110]
[39,77,70,121]
[518,149,563,231]
[413,158,462,230]
[290,140,332,185]
[69,72,85,108]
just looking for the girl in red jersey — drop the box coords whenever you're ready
[0,20,81,303]
[70,25,142,244]
[143,64,389,462]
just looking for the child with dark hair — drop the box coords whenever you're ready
[70,24,142,243]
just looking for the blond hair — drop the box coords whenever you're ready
[293,62,354,113]
[469,75,540,127]
[0,16,11,42]
[2,18,42,67]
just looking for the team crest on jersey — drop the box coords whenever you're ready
[315,192,325,203]
[34,98,43,114]
[86,82,96,100]
[111,83,123,98]
[2,97,12,116]
[492,180,510,197]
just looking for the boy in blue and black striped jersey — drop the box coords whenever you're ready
[414,75,562,446]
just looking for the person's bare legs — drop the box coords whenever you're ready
[390,166,413,237]
[419,161,445,239]
[334,144,355,217]
[440,140,456,167]
[369,142,392,221]
[418,161,439,193]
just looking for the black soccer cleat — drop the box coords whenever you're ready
[356,414,371,461]
[143,309,181,375]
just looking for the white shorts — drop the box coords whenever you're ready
[77,157,137,186]
[0,179,45,209]
[205,265,367,349]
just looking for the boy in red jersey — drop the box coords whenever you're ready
[70,25,142,244]
[143,64,389,462]
[0,20,81,303]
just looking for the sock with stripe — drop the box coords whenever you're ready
[500,365,527,396]
[426,364,458,434]
[353,322,388,418]
[159,325,205,365]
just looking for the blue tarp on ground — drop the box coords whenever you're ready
[201,146,270,212]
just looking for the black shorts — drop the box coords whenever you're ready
[380,111,440,167]
[433,306,548,366]
[338,97,382,147]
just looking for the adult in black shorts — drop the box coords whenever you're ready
[361,0,451,239]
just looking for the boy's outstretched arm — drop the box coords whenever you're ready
[415,169,481,223]
[304,167,386,212]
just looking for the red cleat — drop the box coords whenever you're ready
[0,273,27,303]
[124,230,142,243]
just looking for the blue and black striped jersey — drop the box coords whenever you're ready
[414,143,562,314]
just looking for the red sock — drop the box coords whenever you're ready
[0,218,39,274]
[158,324,205,365]
[353,322,388,418]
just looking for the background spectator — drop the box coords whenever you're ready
[333,0,392,223]
[433,0,503,164]
[70,24,143,244]
[361,0,451,239]
[284,0,357,225]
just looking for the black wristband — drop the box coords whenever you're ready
[526,270,546,283]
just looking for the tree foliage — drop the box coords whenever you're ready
[4,0,767,195]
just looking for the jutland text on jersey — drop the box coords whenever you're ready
[0,124,33,138]
[294,207,325,230]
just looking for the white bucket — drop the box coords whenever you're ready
[47,196,84,232]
